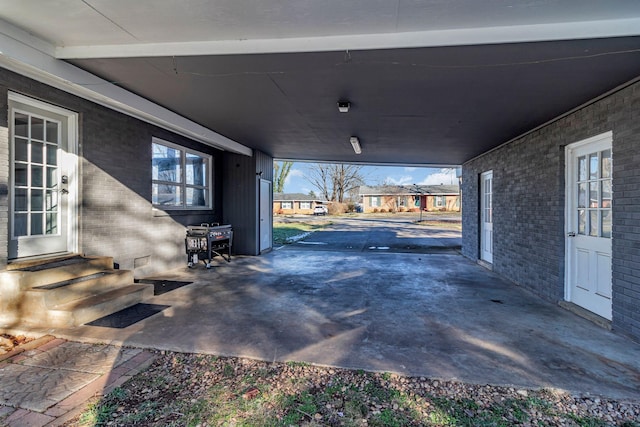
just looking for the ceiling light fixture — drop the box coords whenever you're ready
[338,101,350,113]
[350,136,362,154]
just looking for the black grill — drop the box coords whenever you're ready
[185,223,233,268]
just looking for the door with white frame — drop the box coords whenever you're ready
[480,171,493,264]
[259,179,272,253]
[8,93,78,260]
[565,132,613,320]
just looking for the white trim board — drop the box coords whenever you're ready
[56,18,640,59]
[0,21,252,157]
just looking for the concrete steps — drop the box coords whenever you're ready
[3,255,114,289]
[48,284,153,327]
[0,255,154,328]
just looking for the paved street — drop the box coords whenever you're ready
[277,213,462,254]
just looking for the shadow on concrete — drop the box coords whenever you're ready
[28,249,640,401]
[3,216,640,424]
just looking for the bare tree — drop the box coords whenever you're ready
[273,161,294,193]
[304,163,333,201]
[305,163,364,203]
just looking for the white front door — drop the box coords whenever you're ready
[8,93,78,260]
[259,179,272,253]
[565,132,612,320]
[480,170,493,263]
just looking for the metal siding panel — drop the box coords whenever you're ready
[222,151,272,255]
[256,150,274,182]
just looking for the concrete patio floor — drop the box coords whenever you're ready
[9,246,640,402]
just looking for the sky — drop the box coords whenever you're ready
[281,163,459,195]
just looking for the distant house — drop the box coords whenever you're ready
[273,193,325,215]
[359,185,460,213]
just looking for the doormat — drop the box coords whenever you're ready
[136,279,193,296]
[86,303,169,328]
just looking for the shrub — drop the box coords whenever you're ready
[372,208,379,213]
[398,206,406,212]
[328,202,347,215]
[380,209,387,213]
[346,203,357,213]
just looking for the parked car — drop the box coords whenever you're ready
[313,205,328,215]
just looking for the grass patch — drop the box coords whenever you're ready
[415,220,461,230]
[272,220,332,244]
[77,399,116,426]
[286,360,311,367]
[71,353,639,427]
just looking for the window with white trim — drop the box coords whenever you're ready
[300,201,311,209]
[434,196,445,208]
[370,196,380,207]
[152,138,212,209]
[281,201,292,209]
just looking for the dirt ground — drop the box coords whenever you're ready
[68,351,640,427]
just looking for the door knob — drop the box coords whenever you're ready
[567,231,576,237]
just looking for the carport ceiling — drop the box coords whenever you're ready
[2,1,640,165]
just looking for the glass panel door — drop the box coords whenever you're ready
[481,171,493,263]
[9,93,77,260]
[566,133,612,320]
[575,149,612,239]
[12,112,61,239]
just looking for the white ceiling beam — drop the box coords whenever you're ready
[55,18,640,59]
[0,20,252,156]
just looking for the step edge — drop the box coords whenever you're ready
[32,270,131,290]
[49,284,153,312]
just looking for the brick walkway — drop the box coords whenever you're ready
[0,336,155,426]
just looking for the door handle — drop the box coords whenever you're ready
[567,232,576,237]
[60,189,69,195]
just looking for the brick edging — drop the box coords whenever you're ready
[1,335,157,427]
[0,335,56,363]
[43,350,157,426]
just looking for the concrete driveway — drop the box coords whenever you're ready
[16,215,640,400]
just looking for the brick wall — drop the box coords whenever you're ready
[462,80,640,340]
[273,201,314,215]
[1,68,227,276]
[611,83,640,339]
[424,195,460,212]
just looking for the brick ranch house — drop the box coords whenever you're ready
[359,184,460,213]
[0,3,639,342]
[273,193,325,215]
